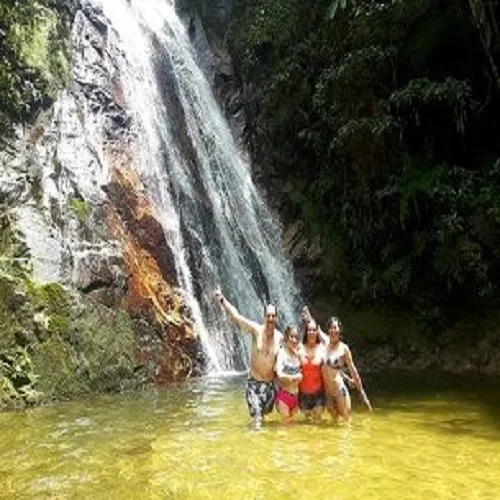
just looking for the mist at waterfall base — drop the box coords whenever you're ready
[96,0,301,374]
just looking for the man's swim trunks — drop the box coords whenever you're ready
[245,377,276,418]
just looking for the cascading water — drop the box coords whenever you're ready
[97,0,302,373]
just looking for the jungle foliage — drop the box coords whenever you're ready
[0,0,71,138]
[228,0,500,331]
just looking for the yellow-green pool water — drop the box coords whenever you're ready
[0,373,499,499]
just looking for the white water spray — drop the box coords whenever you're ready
[97,0,302,373]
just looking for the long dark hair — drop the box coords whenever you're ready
[302,319,320,344]
[326,316,343,338]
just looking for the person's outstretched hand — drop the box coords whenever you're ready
[302,305,312,321]
[214,288,223,303]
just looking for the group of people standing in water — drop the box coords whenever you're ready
[214,290,372,428]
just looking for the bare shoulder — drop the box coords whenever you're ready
[247,320,264,336]
[316,342,327,357]
[297,343,306,360]
[275,344,286,362]
[341,341,351,355]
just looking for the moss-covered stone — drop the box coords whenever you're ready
[25,281,71,339]
[70,299,138,394]
[1,210,195,411]
[0,376,20,406]
[1,255,145,409]
[30,335,87,400]
[0,347,43,407]
[17,291,142,404]
[0,0,71,136]
[69,198,91,223]
[11,4,70,92]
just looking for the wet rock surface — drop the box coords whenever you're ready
[187,0,322,295]
[353,328,500,376]
[1,0,204,406]
[181,0,247,140]
[190,0,500,376]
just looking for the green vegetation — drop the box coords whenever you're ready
[0,0,71,137]
[69,198,90,223]
[228,0,500,337]
[0,1,137,407]
[0,215,142,409]
[0,273,142,408]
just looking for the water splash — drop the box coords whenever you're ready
[97,0,302,372]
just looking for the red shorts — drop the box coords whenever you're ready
[275,389,299,412]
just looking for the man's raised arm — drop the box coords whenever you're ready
[214,289,260,336]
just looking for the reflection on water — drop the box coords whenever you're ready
[0,374,499,499]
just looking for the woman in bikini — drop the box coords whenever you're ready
[275,326,302,423]
[322,317,372,422]
[298,319,326,421]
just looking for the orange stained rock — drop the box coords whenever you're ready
[113,166,152,220]
[107,165,196,340]
[124,236,183,328]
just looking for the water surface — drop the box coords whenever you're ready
[1,374,499,499]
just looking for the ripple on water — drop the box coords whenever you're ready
[0,374,499,499]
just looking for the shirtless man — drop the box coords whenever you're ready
[214,289,282,428]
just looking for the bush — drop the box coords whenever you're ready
[228,0,500,331]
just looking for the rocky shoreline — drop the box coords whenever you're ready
[358,342,500,376]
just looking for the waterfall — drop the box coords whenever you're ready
[96,0,302,373]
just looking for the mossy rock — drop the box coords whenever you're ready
[0,376,20,407]
[30,335,89,400]
[0,347,38,386]
[1,273,144,406]
[28,298,141,401]
[0,0,71,135]
[69,198,91,223]
[25,281,71,338]
[0,276,31,351]
[71,300,138,393]
[0,348,42,408]
[25,281,71,315]
[2,213,148,408]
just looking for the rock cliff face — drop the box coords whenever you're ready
[190,0,500,375]
[184,0,322,293]
[1,1,203,407]
[178,1,246,140]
